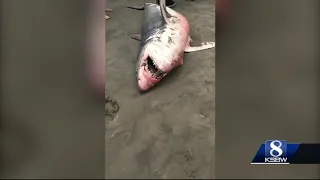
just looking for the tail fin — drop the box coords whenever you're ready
[159,0,170,23]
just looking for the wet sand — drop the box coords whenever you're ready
[105,0,215,178]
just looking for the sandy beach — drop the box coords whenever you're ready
[105,0,215,178]
[1,0,318,178]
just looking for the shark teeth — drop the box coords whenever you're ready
[152,60,159,69]
[146,56,164,78]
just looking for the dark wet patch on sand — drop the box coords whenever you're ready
[105,96,119,118]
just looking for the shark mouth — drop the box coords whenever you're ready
[146,56,165,78]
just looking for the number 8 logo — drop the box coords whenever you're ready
[269,140,283,157]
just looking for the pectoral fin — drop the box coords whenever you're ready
[184,42,215,53]
[127,2,154,10]
[131,34,141,41]
[127,5,145,10]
